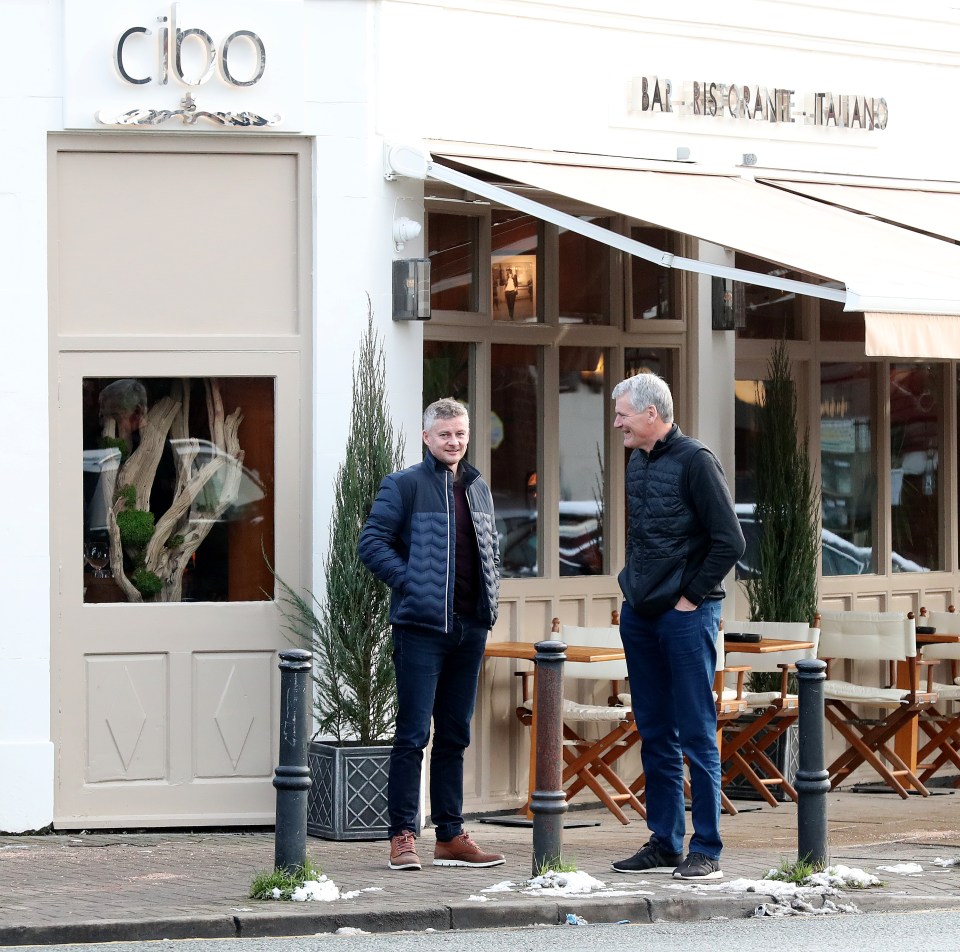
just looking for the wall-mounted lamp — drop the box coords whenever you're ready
[711,276,745,331]
[393,216,422,252]
[392,258,431,321]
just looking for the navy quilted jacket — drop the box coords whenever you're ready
[619,425,745,617]
[357,452,500,634]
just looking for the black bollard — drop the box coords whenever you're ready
[530,640,568,876]
[795,657,830,868]
[274,648,313,874]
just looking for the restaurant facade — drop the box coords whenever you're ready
[4,0,960,832]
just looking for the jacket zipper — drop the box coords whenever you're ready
[444,468,452,632]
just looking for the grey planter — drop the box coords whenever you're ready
[723,717,799,803]
[307,740,393,840]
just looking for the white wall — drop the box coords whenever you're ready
[378,0,960,180]
[0,0,59,831]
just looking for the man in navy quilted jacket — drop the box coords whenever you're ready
[358,398,505,872]
[609,372,744,883]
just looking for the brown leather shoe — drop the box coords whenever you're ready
[388,830,421,870]
[433,831,505,867]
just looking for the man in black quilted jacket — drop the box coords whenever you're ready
[609,372,744,882]
[358,398,505,873]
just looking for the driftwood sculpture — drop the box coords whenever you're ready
[101,378,244,602]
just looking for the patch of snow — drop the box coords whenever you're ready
[468,895,490,902]
[334,927,369,935]
[934,856,960,867]
[482,881,517,892]
[523,870,607,895]
[292,877,342,902]
[877,863,923,875]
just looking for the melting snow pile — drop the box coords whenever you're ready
[268,879,383,902]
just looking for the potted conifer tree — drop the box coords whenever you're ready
[732,339,820,799]
[277,307,406,840]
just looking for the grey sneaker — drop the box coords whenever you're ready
[611,839,684,873]
[673,851,723,880]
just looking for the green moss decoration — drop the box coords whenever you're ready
[165,535,186,549]
[116,509,155,548]
[114,484,136,509]
[131,567,163,597]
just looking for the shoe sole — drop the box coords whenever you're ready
[389,861,422,870]
[433,858,506,867]
[611,863,680,873]
[673,870,724,880]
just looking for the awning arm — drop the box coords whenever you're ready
[426,158,846,305]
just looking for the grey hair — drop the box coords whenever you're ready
[99,379,148,419]
[423,397,470,432]
[611,372,674,424]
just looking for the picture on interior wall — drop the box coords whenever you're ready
[492,254,537,322]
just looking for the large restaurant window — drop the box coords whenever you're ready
[890,363,943,572]
[734,253,802,340]
[559,346,606,575]
[630,226,675,321]
[492,211,541,323]
[423,340,470,408]
[491,345,541,577]
[428,212,479,312]
[559,218,611,325]
[820,363,876,575]
[82,376,274,604]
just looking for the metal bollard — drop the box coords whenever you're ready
[795,657,830,868]
[273,648,313,874]
[530,639,568,876]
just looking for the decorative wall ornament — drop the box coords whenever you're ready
[96,93,281,128]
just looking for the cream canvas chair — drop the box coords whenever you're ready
[916,607,960,786]
[721,618,821,807]
[818,609,936,798]
[515,614,644,824]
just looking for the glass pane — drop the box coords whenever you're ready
[428,212,478,312]
[820,298,865,342]
[492,211,540,323]
[559,347,605,575]
[630,227,673,320]
[423,340,470,409]
[491,345,540,577]
[558,219,611,325]
[734,376,761,580]
[820,363,876,575]
[734,252,802,340]
[82,376,274,603]
[891,363,942,572]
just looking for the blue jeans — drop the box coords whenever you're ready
[619,598,723,860]
[388,615,487,841]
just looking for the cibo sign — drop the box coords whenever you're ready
[115,6,266,88]
[63,0,303,130]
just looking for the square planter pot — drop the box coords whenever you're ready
[307,740,393,841]
[723,717,799,803]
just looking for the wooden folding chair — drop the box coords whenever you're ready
[515,614,645,824]
[818,609,937,798]
[916,607,960,787]
[622,630,748,817]
[721,618,821,806]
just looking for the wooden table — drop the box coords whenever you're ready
[724,638,815,655]
[484,640,627,816]
[894,630,960,772]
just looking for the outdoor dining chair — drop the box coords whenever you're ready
[915,606,960,787]
[818,609,936,798]
[514,613,645,824]
[721,618,821,807]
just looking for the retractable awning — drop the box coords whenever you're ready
[416,145,960,356]
[429,149,960,316]
[758,178,960,243]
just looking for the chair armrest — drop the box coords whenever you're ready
[723,664,751,699]
[513,670,533,702]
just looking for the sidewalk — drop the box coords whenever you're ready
[2,789,960,946]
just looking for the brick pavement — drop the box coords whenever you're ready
[2,790,960,945]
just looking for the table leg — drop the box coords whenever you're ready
[895,663,919,773]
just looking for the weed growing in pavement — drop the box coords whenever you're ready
[536,855,578,876]
[250,858,324,900]
[765,857,823,884]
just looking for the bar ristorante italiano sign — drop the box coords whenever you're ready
[630,75,887,131]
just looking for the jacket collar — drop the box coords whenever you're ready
[424,450,481,485]
[647,423,681,460]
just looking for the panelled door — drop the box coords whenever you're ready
[49,137,312,827]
